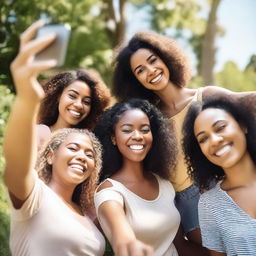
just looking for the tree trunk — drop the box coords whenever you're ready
[199,0,221,85]
[103,0,127,47]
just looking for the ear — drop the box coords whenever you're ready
[240,124,248,134]
[46,151,54,165]
[111,136,116,146]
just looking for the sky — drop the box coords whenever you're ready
[126,0,256,73]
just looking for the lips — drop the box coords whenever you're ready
[150,72,163,84]
[69,164,85,173]
[68,109,83,119]
[214,144,232,157]
[129,144,144,150]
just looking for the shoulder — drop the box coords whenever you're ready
[37,124,51,137]
[96,180,114,192]
[202,85,232,97]
[199,184,221,208]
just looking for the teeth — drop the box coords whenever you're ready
[70,164,84,172]
[150,73,162,84]
[69,110,81,117]
[215,145,231,157]
[129,145,143,150]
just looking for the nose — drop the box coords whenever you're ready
[210,133,223,145]
[76,151,86,163]
[132,130,143,140]
[73,99,83,109]
[147,65,156,76]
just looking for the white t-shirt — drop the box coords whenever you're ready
[94,174,180,256]
[9,178,105,256]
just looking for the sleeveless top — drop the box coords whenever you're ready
[170,88,203,191]
[94,174,180,256]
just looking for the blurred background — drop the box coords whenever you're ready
[0,0,255,255]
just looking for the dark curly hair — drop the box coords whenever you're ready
[112,31,191,104]
[37,128,102,214]
[94,98,177,181]
[182,98,256,192]
[38,69,111,130]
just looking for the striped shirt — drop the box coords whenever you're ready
[199,181,256,255]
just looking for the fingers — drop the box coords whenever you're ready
[20,20,45,48]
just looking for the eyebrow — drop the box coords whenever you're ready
[120,123,150,127]
[68,89,91,99]
[133,54,155,73]
[195,120,225,137]
[66,142,94,152]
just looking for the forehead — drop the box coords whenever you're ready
[63,80,91,95]
[194,108,235,131]
[130,48,154,66]
[117,109,150,125]
[62,133,93,148]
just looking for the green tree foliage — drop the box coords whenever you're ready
[215,61,256,91]
[0,85,14,256]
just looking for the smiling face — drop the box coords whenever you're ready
[113,109,153,163]
[50,133,96,185]
[130,48,170,91]
[194,108,248,170]
[58,81,92,127]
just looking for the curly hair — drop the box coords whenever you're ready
[112,31,191,104]
[94,98,177,181]
[37,128,102,214]
[182,98,256,192]
[38,69,111,130]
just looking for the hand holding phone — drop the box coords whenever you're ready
[35,24,71,67]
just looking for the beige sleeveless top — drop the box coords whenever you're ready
[170,88,203,192]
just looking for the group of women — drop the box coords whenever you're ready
[3,20,256,256]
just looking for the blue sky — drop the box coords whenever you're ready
[126,0,256,73]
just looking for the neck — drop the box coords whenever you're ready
[50,117,72,132]
[48,179,75,204]
[223,153,256,188]
[155,83,195,115]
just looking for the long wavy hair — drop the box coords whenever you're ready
[94,98,177,181]
[182,98,256,191]
[37,128,102,214]
[112,31,191,104]
[38,69,111,130]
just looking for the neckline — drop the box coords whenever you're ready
[217,181,256,221]
[170,89,199,118]
[107,174,161,202]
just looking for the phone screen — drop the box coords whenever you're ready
[35,24,71,67]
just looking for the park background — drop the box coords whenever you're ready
[0,0,255,255]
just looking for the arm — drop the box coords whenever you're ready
[3,20,56,208]
[98,200,153,256]
[203,86,256,114]
[95,181,153,256]
[173,225,210,256]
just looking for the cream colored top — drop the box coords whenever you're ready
[9,177,105,256]
[94,174,180,256]
[170,88,203,192]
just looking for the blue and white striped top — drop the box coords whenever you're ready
[199,181,256,255]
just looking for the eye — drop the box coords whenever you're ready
[86,152,94,159]
[141,127,151,134]
[122,129,132,134]
[68,146,78,152]
[83,99,91,106]
[137,67,144,75]
[149,57,157,64]
[216,124,226,132]
[68,93,77,99]
[198,136,208,144]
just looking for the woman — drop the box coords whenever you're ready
[183,98,256,256]
[94,98,180,256]
[3,21,105,255]
[37,67,110,151]
[111,30,256,244]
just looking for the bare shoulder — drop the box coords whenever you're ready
[97,180,114,192]
[37,124,51,136]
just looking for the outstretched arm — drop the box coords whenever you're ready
[203,86,256,114]
[3,20,56,208]
[98,200,153,256]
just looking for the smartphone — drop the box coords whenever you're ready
[35,24,71,67]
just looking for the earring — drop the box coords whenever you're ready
[111,136,116,145]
